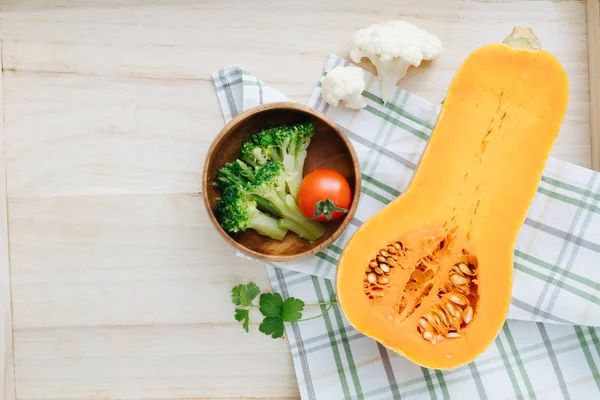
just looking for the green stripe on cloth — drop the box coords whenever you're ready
[433,370,450,399]
[360,90,400,202]
[537,187,600,214]
[311,276,352,399]
[514,262,600,305]
[315,252,338,265]
[362,91,435,131]
[325,279,364,399]
[502,324,536,398]
[420,368,439,400]
[574,326,600,391]
[541,176,600,202]
[515,250,599,292]
[589,327,600,360]
[364,105,430,141]
[327,244,343,256]
[495,335,524,399]
[362,186,392,205]
[361,173,401,197]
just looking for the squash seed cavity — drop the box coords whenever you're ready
[362,230,479,345]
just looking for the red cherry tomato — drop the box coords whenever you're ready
[298,168,352,222]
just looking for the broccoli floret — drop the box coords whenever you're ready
[215,185,287,241]
[214,159,257,191]
[241,122,314,198]
[247,161,325,241]
[215,160,281,217]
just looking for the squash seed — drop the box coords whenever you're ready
[464,306,473,324]
[394,242,403,250]
[377,255,386,263]
[387,246,397,254]
[430,334,443,345]
[373,267,384,275]
[425,314,436,327]
[458,263,474,276]
[448,293,467,305]
[379,263,390,273]
[367,272,377,284]
[422,331,434,340]
[419,318,433,330]
[451,274,469,285]
[386,257,396,267]
[380,250,389,257]
[433,306,449,326]
[369,261,378,269]
[445,302,458,317]
[377,276,389,285]
[446,332,461,338]
[449,315,462,330]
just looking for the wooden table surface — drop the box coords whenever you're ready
[0,1,592,399]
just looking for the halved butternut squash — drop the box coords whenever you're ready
[336,27,569,369]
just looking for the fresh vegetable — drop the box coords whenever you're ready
[337,27,568,369]
[232,282,337,338]
[349,21,442,102]
[321,66,367,109]
[215,185,287,240]
[213,159,257,191]
[298,168,352,221]
[241,122,313,198]
[215,160,326,241]
[247,161,326,240]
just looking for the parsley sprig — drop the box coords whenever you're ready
[232,282,337,338]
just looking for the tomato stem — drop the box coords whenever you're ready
[310,199,349,220]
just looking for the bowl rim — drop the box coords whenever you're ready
[202,101,362,261]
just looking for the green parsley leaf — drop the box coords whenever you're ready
[259,316,284,338]
[281,297,305,322]
[231,282,260,306]
[259,292,284,317]
[234,308,250,333]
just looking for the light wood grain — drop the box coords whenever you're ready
[10,194,299,399]
[0,0,592,399]
[0,33,16,400]
[588,0,600,170]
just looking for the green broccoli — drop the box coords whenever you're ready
[247,161,325,241]
[214,159,257,192]
[215,185,287,241]
[240,122,314,198]
[215,160,282,218]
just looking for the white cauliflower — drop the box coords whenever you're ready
[349,21,443,102]
[321,66,367,109]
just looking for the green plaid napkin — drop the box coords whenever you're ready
[213,55,600,399]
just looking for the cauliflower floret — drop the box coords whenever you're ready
[349,21,443,102]
[321,66,367,109]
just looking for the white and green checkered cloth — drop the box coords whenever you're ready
[213,55,600,400]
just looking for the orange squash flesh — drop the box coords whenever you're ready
[336,28,568,369]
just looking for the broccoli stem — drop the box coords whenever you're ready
[274,194,326,241]
[250,194,283,218]
[287,176,300,200]
[288,149,308,199]
[251,212,288,241]
[278,218,325,242]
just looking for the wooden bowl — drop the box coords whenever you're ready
[203,102,361,261]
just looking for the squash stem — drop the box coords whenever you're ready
[503,26,541,51]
